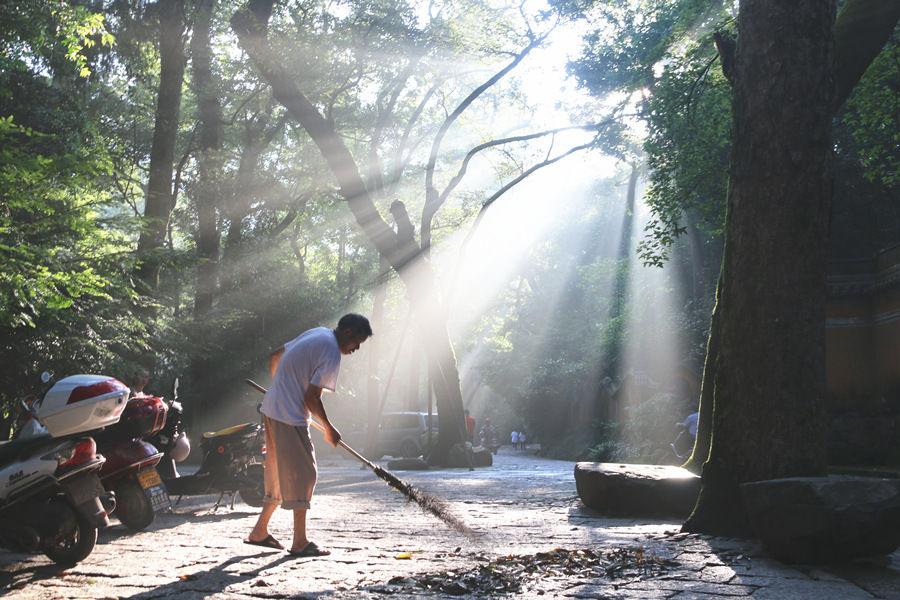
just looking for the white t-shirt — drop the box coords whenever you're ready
[261,327,342,426]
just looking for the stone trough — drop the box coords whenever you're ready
[574,462,900,564]
[741,476,900,564]
[574,462,701,519]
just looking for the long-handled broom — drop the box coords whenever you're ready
[245,379,474,539]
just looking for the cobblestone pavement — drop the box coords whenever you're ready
[2,446,900,599]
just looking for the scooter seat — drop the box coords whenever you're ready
[202,423,255,439]
[0,433,58,464]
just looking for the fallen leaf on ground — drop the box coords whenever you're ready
[361,547,679,596]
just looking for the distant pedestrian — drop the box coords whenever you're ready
[479,419,499,454]
[671,411,698,459]
[518,431,526,450]
[511,430,519,448]
[465,410,476,444]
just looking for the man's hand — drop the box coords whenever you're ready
[304,384,341,447]
[324,423,342,448]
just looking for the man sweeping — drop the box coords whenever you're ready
[245,313,373,557]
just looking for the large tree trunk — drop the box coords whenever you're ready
[136,0,185,295]
[366,257,388,457]
[682,0,837,537]
[221,114,288,292]
[192,0,221,318]
[231,1,467,464]
[685,0,900,509]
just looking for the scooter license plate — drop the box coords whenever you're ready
[138,468,172,513]
[67,473,106,506]
[137,468,163,489]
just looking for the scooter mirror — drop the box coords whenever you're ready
[40,372,51,384]
[172,378,179,400]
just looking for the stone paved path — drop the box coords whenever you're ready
[2,446,900,598]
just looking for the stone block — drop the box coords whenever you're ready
[574,462,701,518]
[446,443,492,468]
[741,476,900,564]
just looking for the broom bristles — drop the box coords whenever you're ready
[373,466,475,540]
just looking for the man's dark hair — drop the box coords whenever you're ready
[337,313,373,338]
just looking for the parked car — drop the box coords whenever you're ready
[378,412,438,458]
[322,411,438,459]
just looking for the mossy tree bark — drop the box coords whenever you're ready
[682,0,837,536]
[685,0,900,533]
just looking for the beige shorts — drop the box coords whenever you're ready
[263,415,317,510]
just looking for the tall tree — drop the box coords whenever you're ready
[192,0,222,317]
[136,0,186,296]
[683,0,900,535]
[230,0,602,463]
[683,0,837,535]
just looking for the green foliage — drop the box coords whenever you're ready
[541,393,694,462]
[0,17,146,428]
[52,3,114,77]
[536,391,694,462]
[583,420,622,461]
[638,37,731,267]
[0,0,113,78]
[843,36,900,190]
[475,167,708,454]
[0,75,123,327]
[540,419,623,461]
[560,0,730,96]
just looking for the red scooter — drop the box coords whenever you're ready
[91,394,172,530]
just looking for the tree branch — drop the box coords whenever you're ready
[368,54,423,196]
[421,32,549,251]
[230,2,399,262]
[439,121,618,206]
[834,0,900,108]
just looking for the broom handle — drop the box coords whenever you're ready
[244,379,380,472]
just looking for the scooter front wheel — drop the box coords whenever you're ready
[114,480,155,530]
[43,513,97,564]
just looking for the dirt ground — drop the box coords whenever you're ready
[2,445,900,599]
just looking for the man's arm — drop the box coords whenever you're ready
[269,346,285,378]
[303,383,341,447]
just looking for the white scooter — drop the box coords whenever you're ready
[0,373,128,563]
